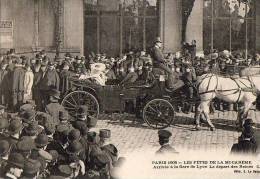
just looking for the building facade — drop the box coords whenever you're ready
[0,0,259,57]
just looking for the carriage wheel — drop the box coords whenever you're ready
[61,91,99,119]
[143,98,175,129]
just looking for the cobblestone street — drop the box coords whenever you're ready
[93,110,260,155]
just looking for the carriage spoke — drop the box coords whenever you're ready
[148,105,158,113]
[69,95,78,105]
[64,100,77,107]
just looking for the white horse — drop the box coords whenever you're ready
[195,73,260,131]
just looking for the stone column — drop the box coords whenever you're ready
[256,0,260,52]
[160,0,182,53]
[185,0,203,51]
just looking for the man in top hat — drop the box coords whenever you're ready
[45,89,66,126]
[56,111,74,132]
[59,61,72,95]
[156,129,178,155]
[231,126,257,155]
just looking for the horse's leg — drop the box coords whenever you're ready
[194,103,202,130]
[239,101,253,128]
[201,100,215,131]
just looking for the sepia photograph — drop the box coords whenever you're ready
[0,0,259,178]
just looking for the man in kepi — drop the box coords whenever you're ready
[156,129,178,155]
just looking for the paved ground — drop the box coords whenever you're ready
[93,110,260,155]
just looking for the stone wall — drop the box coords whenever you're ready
[256,0,260,52]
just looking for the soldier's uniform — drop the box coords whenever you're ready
[156,130,178,155]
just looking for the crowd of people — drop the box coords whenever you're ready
[0,37,260,178]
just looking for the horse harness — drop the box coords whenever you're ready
[197,74,258,103]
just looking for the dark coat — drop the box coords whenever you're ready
[38,69,60,91]
[231,140,257,155]
[0,69,8,104]
[155,144,178,155]
[150,46,164,65]
[59,69,72,94]
[11,65,25,105]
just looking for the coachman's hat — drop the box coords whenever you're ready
[154,37,162,43]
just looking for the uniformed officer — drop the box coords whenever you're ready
[156,129,178,155]
[231,126,257,155]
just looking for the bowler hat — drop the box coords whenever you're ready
[23,159,41,174]
[87,131,97,143]
[154,37,162,43]
[35,133,49,147]
[22,109,36,123]
[66,141,83,154]
[158,129,172,139]
[0,118,9,129]
[8,119,23,134]
[99,129,111,138]
[38,149,53,162]
[0,140,10,155]
[8,152,25,168]
[68,129,81,142]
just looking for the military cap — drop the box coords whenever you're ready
[0,118,9,129]
[35,133,49,147]
[8,119,23,134]
[158,130,172,139]
[49,89,61,99]
[0,105,6,110]
[58,165,73,177]
[8,152,25,168]
[59,111,68,121]
[22,109,36,123]
[99,129,111,138]
[23,159,41,174]
[66,141,83,154]
[49,150,59,161]
[67,129,81,142]
[0,140,10,155]
[17,137,36,152]
[24,121,39,136]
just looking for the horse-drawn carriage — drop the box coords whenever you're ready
[61,65,260,131]
[61,74,196,129]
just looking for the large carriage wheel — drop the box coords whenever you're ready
[61,91,99,119]
[143,98,175,129]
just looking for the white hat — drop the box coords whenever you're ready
[90,63,106,72]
